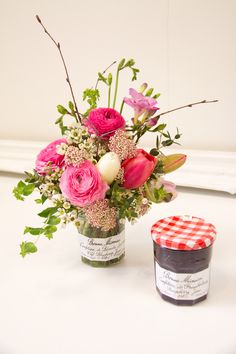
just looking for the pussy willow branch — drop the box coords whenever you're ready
[134,99,218,143]
[36,15,81,123]
[95,60,117,89]
[153,99,218,120]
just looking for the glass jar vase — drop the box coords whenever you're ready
[77,219,125,267]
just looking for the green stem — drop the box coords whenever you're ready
[113,69,120,108]
[108,85,111,108]
[120,100,125,114]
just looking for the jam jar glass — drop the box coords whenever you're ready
[151,215,217,305]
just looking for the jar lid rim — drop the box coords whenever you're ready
[151,215,216,251]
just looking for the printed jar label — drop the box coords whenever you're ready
[155,261,210,300]
[79,231,125,261]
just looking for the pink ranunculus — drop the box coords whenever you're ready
[60,161,108,207]
[124,88,159,118]
[84,108,125,140]
[121,149,157,189]
[35,139,67,175]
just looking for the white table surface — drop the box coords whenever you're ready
[0,174,236,354]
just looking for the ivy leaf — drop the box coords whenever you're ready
[24,227,44,235]
[20,242,37,257]
[47,216,61,225]
[44,233,53,240]
[44,225,57,234]
[17,181,26,192]
[13,187,24,201]
[35,199,42,204]
[38,207,58,218]
[22,184,35,196]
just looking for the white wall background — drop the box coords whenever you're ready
[0,0,235,151]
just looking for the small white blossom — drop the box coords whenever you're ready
[63,202,71,210]
[56,142,68,155]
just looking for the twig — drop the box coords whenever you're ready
[95,61,117,89]
[36,15,82,123]
[153,99,218,120]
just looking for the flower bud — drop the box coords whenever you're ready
[159,154,186,174]
[97,152,121,185]
[144,178,177,203]
[139,83,148,93]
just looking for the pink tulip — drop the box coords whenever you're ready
[122,149,157,189]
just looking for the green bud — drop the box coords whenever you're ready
[159,154,187,173]
[139,83,148,93]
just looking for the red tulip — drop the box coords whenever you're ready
[122,149,157,189]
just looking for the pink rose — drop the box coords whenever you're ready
[121,149,157,189]
[84,108,125,140]
[60,161,108,207]
[35,139,67,175]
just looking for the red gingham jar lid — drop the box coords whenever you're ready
[151,215,216,251]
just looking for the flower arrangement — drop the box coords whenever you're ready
[13,16,217,263]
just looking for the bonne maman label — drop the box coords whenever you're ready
[155,262,210,300]
[79,231,125,261]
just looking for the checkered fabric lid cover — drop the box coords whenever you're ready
[151,215,216,251]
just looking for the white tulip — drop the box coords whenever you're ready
[97,152,121,185]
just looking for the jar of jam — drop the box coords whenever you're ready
[151,215,216,305]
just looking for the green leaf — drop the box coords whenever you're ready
[17,181,26,192]
[47,216,61,225]
[44,233,53,240]
[55,116,63,124]
[150,148,159,156]
[20,242,37,257]
[41,195,47,204]
[13,187,24,201]
[35,199,42,204]
[38,207,57,218]
[57,105,68,115]
[44,225,57,234]
[24,227,44,235]
[22,183,35,196]
[162,140,173,147]
[68,101,74,111]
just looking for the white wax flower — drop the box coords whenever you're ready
[97,152,121,185]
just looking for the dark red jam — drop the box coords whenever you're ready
[153,243,213,305]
